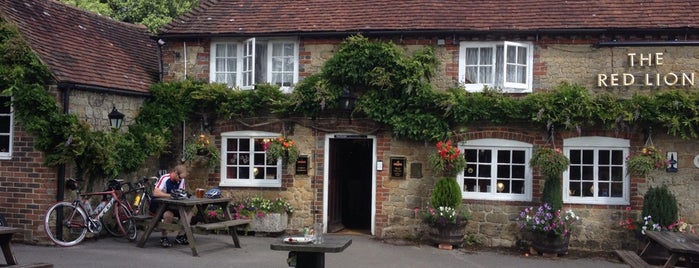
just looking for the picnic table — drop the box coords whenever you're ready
[0,226,53,267]
[616,230,699,268]
[0,226,21,265]
[136,197,250,257]
[270,236,352,268]
[643,230,699,268]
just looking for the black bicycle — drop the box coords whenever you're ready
[102,176,156,237]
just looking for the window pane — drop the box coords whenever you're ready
[611,150,624,164]
[465,48,479,65]
[0,97,10,114]
[0,136,8,152]
[0,117,10,133]
[255,42,267,84]
[598,150,610,165]
[582,150,594,164]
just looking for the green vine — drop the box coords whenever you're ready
[4,21,699,186]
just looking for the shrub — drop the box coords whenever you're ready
[430,177,462,209]
[642,185,678,227]
[541,175,563,211]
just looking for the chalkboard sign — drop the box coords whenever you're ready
[390,157,406,179]
[295,155,308,175]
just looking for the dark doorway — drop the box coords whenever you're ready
[327,136,372,234]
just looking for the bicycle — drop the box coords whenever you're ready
[103,176,156,237]
[43,178,137,246]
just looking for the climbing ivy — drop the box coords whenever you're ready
[4,22,699,186]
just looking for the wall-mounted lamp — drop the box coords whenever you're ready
[339,88,357,122]
[108,106,124,129]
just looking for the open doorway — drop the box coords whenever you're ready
[325,135,374,234]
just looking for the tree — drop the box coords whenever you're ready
[61,0,199,32]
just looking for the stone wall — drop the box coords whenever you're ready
[158,35,699,251]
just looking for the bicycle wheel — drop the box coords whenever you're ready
[101,205,122,237]
[114,202,137,241]
[44,202,88,247]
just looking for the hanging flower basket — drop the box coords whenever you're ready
[427,140,466,177]
[264,137,299,165]
[529,147,570,178]
[626,145,666,177]
[184,134,220,169]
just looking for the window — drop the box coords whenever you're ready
[210,38,298,93]
[220,131,282,187]
[458,41,533,92]
[0,97,12,159]
[563,137,629,205]
[460,139,532,201]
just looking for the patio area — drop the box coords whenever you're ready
[13,233,629,268]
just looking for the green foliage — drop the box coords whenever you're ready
[627,145,666,177]
[430,177,462,209]
[64,0,199,32]
[642,185,678,227]
[529,147,570,178]
[541,175,563,211]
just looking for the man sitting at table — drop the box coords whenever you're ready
[151,165,192,247]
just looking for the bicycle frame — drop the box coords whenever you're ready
[70,188,123,233]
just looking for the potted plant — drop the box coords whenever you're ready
[184,133,221,168]
[529,147,570,211]
[517,203,581,255]
[231,196,294,233]
[627,145,666,177]
[264,136,299,166]
[423,139,470,249]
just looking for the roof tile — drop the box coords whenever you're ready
[159,0,699,36]
[0,0,159,94]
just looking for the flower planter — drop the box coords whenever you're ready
[248,212,288,233]
[427,221,467,248]
[531,233,570,255]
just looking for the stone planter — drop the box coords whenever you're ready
[427,221,467,248]
[248,212,289,233]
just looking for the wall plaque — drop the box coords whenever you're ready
[390,157,406,179]
[295,155,308,175]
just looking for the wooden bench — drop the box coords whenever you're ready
[615,250,658,268]
[7,263,53,268]
[193,219,251,248]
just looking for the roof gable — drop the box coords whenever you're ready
[159,0,699,37]
[0,0,159,94]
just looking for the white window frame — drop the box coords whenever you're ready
[0,96,12,160]
[220,131,283,188]
[210,37,299,93]
[458,41,533,93]
[563,136,630,205]
[459,139,533,201]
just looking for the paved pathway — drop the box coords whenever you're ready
[14,233,629,267]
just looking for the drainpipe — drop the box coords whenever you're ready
[57,87,70,202]
[157,39,165,81]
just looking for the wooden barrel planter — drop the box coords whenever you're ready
[427,221,467,248]
[531,233,570,255]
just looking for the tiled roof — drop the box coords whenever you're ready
[0,0,159,94]
[159,0,699,37]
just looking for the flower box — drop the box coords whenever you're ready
[247,212,288,233]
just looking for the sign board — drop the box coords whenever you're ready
[295,155,308,175]
[390,157,406,179]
